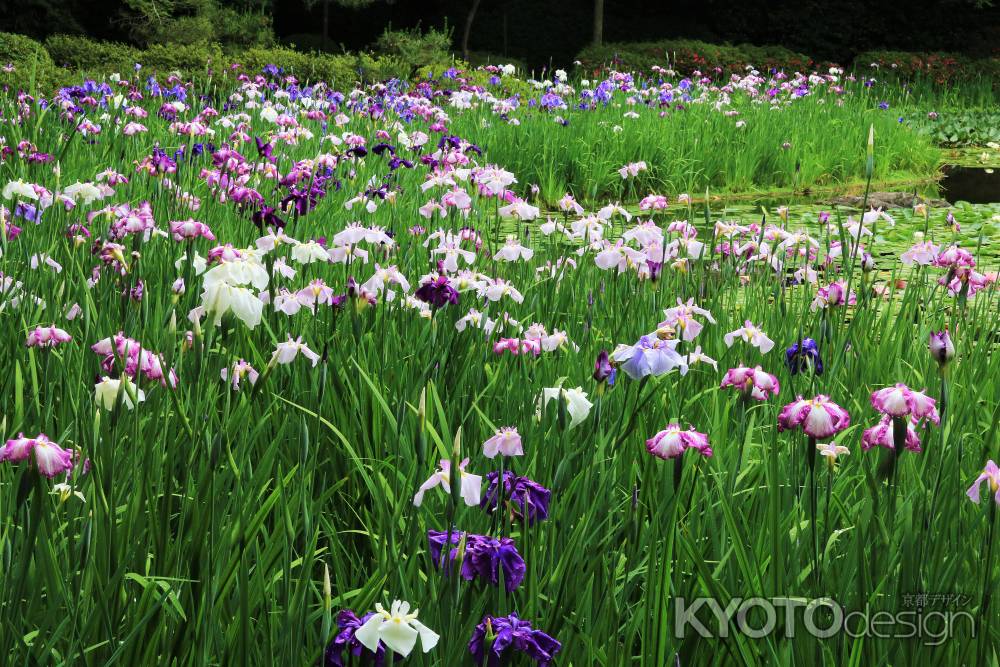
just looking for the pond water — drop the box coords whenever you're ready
[940,166,1000,204]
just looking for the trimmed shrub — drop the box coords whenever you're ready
[238,46,360,85]
[853,50,1000,84]
[0,32,60,90]
[575,38,813,77]
[140,42,225,78]
[45,35,141,73]
[0,32,53,68]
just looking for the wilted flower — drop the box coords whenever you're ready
[482,427,523,458]
[469,614,562,667]
[645,424,712,459]
[778,395,851,439]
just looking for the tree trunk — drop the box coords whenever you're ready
[462,0,483,62]
[322,0,330,52]
[592,0,604,46]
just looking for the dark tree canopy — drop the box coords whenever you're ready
[1,0,996,70]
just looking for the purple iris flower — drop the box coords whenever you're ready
[468,614,562,667]
[251,205,286,230]
[414,274,459,309]
[481,471,550,526]
[324,610,390,666]
[254,137,275,163]
[427,531,526,592]
[593,350,616,386]
[785,337,824,375]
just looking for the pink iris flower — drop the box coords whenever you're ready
[861,415,923,453]
[0,433,74,477]
[482,427,524,458]
[870,384,940,424]
[26,325,72,348]
[967,461,1000,505]
[778,395,851,439]
[720,365,780,401]
[646,424,712,460]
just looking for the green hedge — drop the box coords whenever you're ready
[575,39,815,77]
[575,39,998,85]
[853,50,1000,84]
[0,32,63,89]
[45,34,141,73]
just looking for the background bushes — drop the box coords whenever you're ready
[1,29,997,96]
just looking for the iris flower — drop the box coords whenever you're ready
[413,458,482,507]
[967,461,1000,505]
[724,320,775,354]
[720,365,780,401]
[482,427,524,458]
[611,335,687,380]
[354,600,439,658]
[481,471,551,525]
[26,325,71,348]
[785,338,823,375]
[778,395,851,439]
[538,386,593,430]
[468,613,562,667]
[870,384,940,424]
[0,433,74,477]
[427,531,526,592]
[646,424,712,459]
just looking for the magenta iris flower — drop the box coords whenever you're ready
[645,424,712,459]
[720,365,780,401]
[0,433,74,477]
[862,415,923,453]
[778,395,851,439]
[870,384,940,424]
